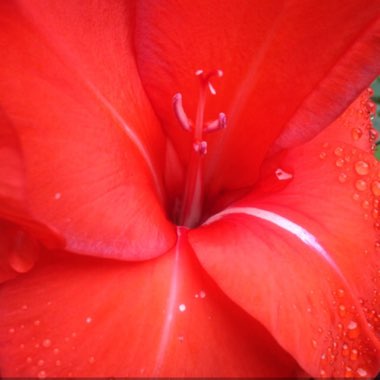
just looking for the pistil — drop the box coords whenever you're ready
[173,70,226,227]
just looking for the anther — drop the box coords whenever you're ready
[195,69,224,95]
[204,112,227,133]
[193,140,207,155]
[173,93,192,132]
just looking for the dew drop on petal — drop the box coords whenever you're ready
[37,359,44,366]
[334,147,344,156]
[53,348,60,355]
[350,348,358,361]
[338,305,346,317]
[357,368,368,377]
[275,168,293,181]
[352,193,360,201]
[354,161,370,176]
[55,360,61,367]
[335,158,345,168]
[179,304,186,312]
[345,367,353,377]
[34,320,41,327]
[351,128,363,141]
[347,320,360,339]
[355,179,368,192]
[8,251,35,274]
[88,356,95,364]
[338,173,348,183]
[37,370,47,379]
[371,181,380,197]
[362,200,370,209]
[85,317,93,324]
[54,192,61,200]
[337,289,345,298]
[319,152,327,160]
[42,339,51,348]
[342,343,349,356]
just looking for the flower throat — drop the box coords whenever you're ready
[173,69,226,228]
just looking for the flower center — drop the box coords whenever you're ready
[173,69,226,228]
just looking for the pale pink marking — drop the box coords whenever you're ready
[84,80,165,202]
[153,226,183,374]
[204,206,343,276]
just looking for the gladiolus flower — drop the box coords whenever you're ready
[1,0,380,378]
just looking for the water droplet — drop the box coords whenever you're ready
[351,128,363,141]
[350,348,358,361]
[342,343,349,356]
[335,158,345,168]
[370,129,378,141]
[322,142,330,148]
[371,181,380,197]
[357,368,368,377]
[338,305,346,317]
[345,367,353,377]
[319,369,326,377]
[311,339,317,348]
[355,179,368,192]
[85,317,93,324]
[21,304,28,310]
[275,168,293,180]
[71,332,77,338]
[373,209,379,219]
[199,290,206,299]
[8,328,15,334]
[8,250,35,274]
[37,370,47,379]
[55,360,61,367]
[347,320,360,339]
[54,192,61,200]
[37,359,44,366]
[362,200,370,209]
[53,348,60,355]
[178,304,186,312]
[88,356,95,364]
[34,320,41,327]
[355,161,370,176]
[334,147,344,156]
[319,152,327,160]
[26,357,32,364]
[338,173,348,183]
[42,339,51,348]
[353,193,360,201]
[337,289,345,298]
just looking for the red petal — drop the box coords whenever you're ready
[135,0,380,196]
[0,1,176,260]
[0,229,301,377]
[189,95,380,377]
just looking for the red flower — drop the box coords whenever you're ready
[1,0,380,377]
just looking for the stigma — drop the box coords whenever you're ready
[173,69,226,227]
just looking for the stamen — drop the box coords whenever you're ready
[173,69,226,227]
[172,93,192,132]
